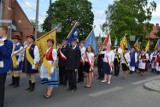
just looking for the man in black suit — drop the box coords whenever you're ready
[66,39,81,92]
[58,38,69,86]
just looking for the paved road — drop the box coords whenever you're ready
[5,71,160,107]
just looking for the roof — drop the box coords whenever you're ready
[15,0,32,26]
[146,24,160,39]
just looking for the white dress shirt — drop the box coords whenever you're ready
[121,52,131,66]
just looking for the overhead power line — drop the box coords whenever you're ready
[18,0,45,18]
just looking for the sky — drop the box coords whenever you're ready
[17,0,160,37]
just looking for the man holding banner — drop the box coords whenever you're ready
[23,35,40,92]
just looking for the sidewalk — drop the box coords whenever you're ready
[144,80,160,92]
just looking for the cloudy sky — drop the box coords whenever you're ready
[18,0,160,37]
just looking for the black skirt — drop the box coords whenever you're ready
[102,62,112,75]
[84,62,91,73]
[122,63,129,71]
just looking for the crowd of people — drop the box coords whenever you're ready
[0,25,160,107]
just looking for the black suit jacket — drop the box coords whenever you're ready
[58,45,69,67]
[66,46,81,71]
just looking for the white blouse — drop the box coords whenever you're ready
[85,52,94,63]
[80,46,86,60]
[101,50,115,63]
[45,47,57,61]
[121,52,131,65]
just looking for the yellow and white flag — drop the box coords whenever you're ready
[134,38,140,51]
[120,36,127,51]
[35,29,56,61]
[145,41,150,52]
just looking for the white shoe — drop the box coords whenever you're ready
[101,80,107,83]
[107,82,111,84]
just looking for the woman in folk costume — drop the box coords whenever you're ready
[84,45,95,88]
[150,49,158,73]
[40,39,58,99]
[121,48,131,79]
[138,49,149,76]
[129,47,137,74]
[101,44,115,84]
[23,35,40,92]
[155,51,160,74]
[9,35,23,87]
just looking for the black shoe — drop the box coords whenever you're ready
[129,71,132,74]
[29,83,35,92]
[25,80,31,91]
[13,84,19,88]
[66,88,72,91]
[71,88,77,92]
[9,82,15,86]
[77,80,83,83]
[9,76,15,86]
[13,77,20,88]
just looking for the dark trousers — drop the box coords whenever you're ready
[68,70,77,90]
[98,66,103,79]
[78,62,84,82]
[114,60,120,76]
[59,66,67,85]
[0,73,7,107]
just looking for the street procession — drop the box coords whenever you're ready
[0,0,160,107]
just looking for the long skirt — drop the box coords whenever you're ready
[40,61,58,87]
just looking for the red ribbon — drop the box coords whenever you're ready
[85,52,97,77]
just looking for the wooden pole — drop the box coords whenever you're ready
[67,22,79,38]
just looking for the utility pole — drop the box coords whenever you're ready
[50,0,52,6]
[0,0,3,25]
[34,0,39,39]
[49,0,52,30]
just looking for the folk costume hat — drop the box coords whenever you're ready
[12,35,21,40]
[27,34,35,41]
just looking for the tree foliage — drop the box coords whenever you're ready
[102,0,157,44]
[42,0,94,42]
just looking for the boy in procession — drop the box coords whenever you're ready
[114,45,121,77]
[9,35,23,87]
[0,26,13,107]
[78,41,86,83]
[23,34,40,92]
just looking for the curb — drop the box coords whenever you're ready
[144,80,160,92]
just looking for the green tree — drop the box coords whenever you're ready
[42,0,94,42]
[102,0,157,45]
